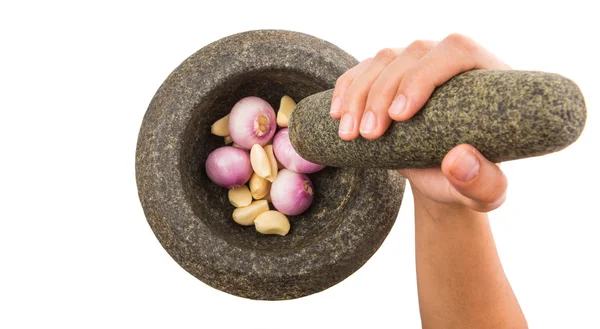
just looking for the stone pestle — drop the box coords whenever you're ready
[289,70,586,169]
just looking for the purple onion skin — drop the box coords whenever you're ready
[270,169,314,216]
[205,146,253,189]
[273,128,325,174]
[228,96,276,149]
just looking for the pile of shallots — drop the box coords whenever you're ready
[206,96,325,236]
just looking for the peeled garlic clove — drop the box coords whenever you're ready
[249,173,270,199]
[276,95,296,128]
[228,185,252,207]
[250,144,271,178]
[232,200,269,226]
[263,145,278,182]
[211,114,229,136]
[224,136,233,144]
[254,210,290,236]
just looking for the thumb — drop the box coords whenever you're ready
[441,144,508,212]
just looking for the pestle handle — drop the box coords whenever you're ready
[288,70,586,170]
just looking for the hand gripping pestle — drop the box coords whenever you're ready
[288,70,586,169]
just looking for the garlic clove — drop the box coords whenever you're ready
[224,135,233,144]
[254,210,290,236]
[211,114,230,136]
[263,145,278,182]
[232,200,269,226]
[250,144,271,178]
[276,95,296,128]
[249,173,270,199]
[228,185,252,207]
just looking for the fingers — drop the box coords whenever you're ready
[335,48,403,140]
[330,58,373,119]
[441,144,508,212]
[332,34,510,141]
[361,41,436,139]
[389,33,511,121]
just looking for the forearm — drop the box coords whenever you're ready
[413,188,527,329]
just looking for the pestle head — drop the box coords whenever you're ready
[289,70,587,169]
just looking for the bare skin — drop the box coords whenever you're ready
[331,34,528,328]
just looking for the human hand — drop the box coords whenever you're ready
[330,34,510,213]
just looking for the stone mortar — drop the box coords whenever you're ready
[289,70,587,169]
[135,30,406,300]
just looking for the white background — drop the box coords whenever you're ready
[1,1,599,328]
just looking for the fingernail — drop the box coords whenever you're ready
[339,113,354,135]
[330,97,342,115]
[450,150,480,182]
[389,95,407,116]
[360,111,377,134]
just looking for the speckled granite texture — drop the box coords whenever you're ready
[289,70,586,169]
[135,30,406,300]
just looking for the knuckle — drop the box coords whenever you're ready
[360,57,373,65]
[374,48,397,62]
[444,33,477,55]
[336,74,351,86]
[402,67,425,87]
[406,40,434,56]
[356,58,373,75]
[445,33,468,44]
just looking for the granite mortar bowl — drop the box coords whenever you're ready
[136,30,405,300]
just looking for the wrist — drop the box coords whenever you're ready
[411,186,487,226]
